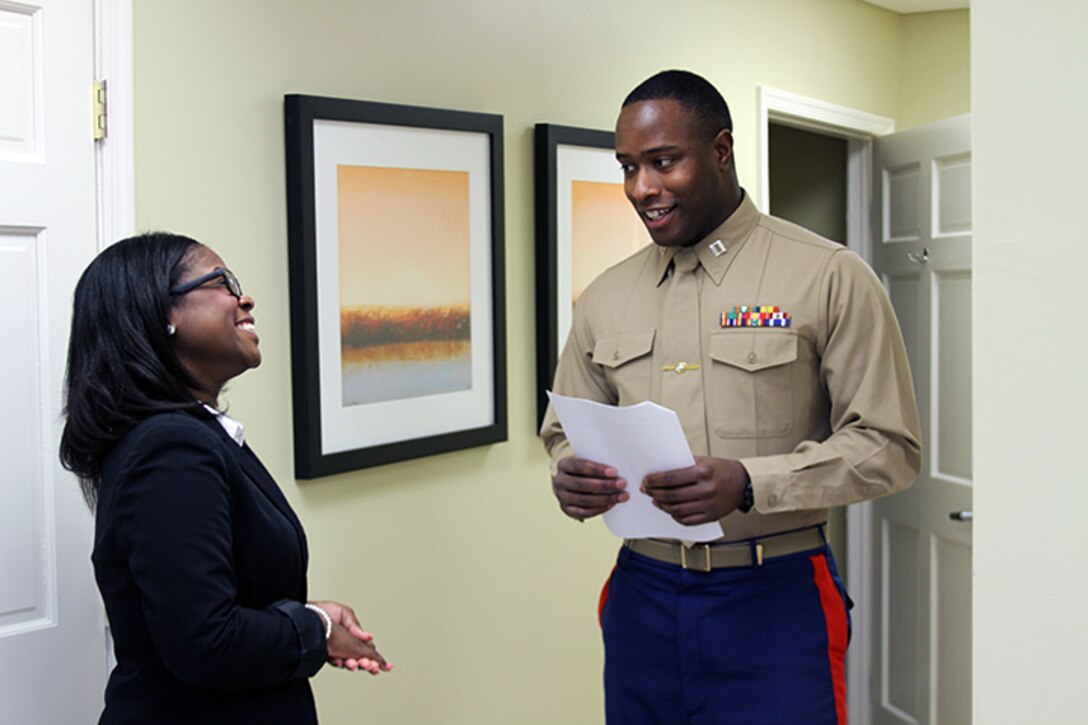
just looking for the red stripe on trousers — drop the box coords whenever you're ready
[598,565,616,628]
[811,554,848,725]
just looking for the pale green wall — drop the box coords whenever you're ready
[132,1,966,722]
[898,10,971,130]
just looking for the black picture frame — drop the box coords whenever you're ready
[534,123,627,425]
[285,94,507,478]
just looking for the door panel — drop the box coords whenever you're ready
[0,0,107,721]
[883,520,921,720]
[0,230,49,630]
[870,114,972,725]
[936,272,972,480]
[935,536,972,724]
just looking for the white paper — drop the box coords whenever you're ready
[547,392,724,541]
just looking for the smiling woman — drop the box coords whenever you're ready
[167,246,262,405]
[58,232,392,725]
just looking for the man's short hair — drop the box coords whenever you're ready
[623,70,733,140]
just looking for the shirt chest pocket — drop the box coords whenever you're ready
[591,329,655,405]
[707,330,798,438]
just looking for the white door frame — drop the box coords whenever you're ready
[755,86,894,722]
[93,0,134,250]
[92,0,134,669]
[756,86,895,260]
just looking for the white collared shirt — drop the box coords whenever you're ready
[203,404,245,447]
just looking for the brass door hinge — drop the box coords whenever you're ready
[93,80,107,140]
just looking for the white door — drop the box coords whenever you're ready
[0,0,108,721]
[867,114,972,725]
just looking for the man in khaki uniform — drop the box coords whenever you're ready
[540,70,921,724]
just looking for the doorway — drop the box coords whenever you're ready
[760,88,974,723]
[758,84,895,721]
[767,121,850,565]
[769,123,848,245]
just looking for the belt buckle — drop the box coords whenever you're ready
[680,543,712,572]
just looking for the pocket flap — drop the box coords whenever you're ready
[709,331,797,372]
[592,330,655,368]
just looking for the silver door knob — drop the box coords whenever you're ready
[907,247,929,264]
[949,511,973,522]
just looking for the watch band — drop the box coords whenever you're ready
[738,480,755,513]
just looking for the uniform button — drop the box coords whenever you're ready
[675,361,687,373]
[747,352,758,364]
[612,350,620,361]
[767,494,779,507]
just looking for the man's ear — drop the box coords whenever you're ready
[712,129,734,170]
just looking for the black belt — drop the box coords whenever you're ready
[624,526,826,571]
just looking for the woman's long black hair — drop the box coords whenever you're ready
[60,232,208,509]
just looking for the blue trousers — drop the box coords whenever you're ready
[600,538,850,724]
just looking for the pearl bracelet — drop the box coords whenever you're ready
[305,603,332,640]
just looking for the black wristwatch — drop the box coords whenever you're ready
[738,480,755,514]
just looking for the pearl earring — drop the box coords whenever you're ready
[166,323,176,336]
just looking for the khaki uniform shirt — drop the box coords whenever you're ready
[540,193,922,542]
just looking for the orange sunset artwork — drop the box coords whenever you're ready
[337,164,471,406]
[570,180,650,306]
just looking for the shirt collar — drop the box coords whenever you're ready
[652,190,761,287]
[203,404,245,447]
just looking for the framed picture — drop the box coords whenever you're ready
[533,123,651,424]
[285,95,506,478]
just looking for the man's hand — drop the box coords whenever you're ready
[641,456,750,525]
[552,456,629,521]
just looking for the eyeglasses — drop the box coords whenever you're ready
[169,267,243,300]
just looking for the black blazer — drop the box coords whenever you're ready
[93,412,326,724]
